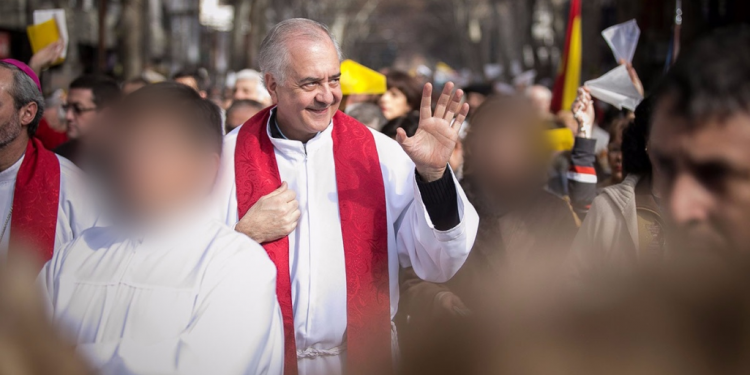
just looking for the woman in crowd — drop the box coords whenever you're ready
[379,71,422,120]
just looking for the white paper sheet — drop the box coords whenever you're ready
[601,19,640,64]
[33,9,68,60]
[584,64,643,111]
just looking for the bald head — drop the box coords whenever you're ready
[258,18,342,84]
[526,85,552,116]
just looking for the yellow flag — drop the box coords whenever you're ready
[26,18,64,65]
[340,59,387,95]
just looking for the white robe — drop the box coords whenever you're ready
[0,154,98,256]
[212,111,479,375]
[39,213,285,375]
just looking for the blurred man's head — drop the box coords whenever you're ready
[172,68,208,98]
[122,77,149,95]
[107,83,222,222]
[225,99,264,131]
[463,95,547,212]
[259,18,343,142]
[346,102,386,131]
[0,61,44,150]
[65,75,121,139]
[233,69,270,105]
[525,85,552,117]
[651,26,750,254]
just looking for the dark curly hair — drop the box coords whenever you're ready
[622,96,652,177]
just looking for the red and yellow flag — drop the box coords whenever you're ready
[551,0,582,113]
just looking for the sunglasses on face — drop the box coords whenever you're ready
[62,102,97,116]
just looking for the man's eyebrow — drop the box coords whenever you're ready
[298,77,322,84]
[331,73,342,79]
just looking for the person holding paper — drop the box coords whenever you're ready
[0,60,97,266]
[41,83,284,375]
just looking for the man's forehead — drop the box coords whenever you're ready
[656,111,750,165]
[68,88,94,100]
[284,38,340,79]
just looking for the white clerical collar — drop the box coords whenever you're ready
[0,155,23,184]
[266,107,334,156]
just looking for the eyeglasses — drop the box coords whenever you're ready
[62,103,97,116]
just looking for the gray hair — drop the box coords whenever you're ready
[0,61,45,136]
[258,18,343,84]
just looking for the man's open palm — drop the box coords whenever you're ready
[396,82,470,182]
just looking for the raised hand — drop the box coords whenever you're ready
[396,82,469,182]
[619,58,644,97]
[572,87,594,138]
[235,182,301,244]
[28,41,64,76]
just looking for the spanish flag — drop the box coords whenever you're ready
[551,0,582,112]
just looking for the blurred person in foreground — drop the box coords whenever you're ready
[398,95,582,374]
[0,59,97,266]
[379,70,422,120]
[403,246,750,375]
[649,26,750,256]
[41,83,283,375]
[213,18,478,375]
[225,99,265,132]
[233,68,272,105]
[55,75,121,168]
[345,102,386,131]
[0,251,93,375]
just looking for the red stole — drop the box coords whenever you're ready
[9,138,61,262]
[235,107,392,375]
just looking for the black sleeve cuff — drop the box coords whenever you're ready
[416,167,460,231]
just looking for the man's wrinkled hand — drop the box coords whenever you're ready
[235,182,301,244]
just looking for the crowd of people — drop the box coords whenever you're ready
[1,16,750,375]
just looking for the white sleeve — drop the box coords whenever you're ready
[371,129,478,284]
[78,238,284,375]
[395,167,479,283]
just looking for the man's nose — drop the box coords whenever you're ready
[316,84,334,105]
[669,173,711,225]
[65,108,75,123]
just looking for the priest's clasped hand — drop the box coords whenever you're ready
[396,81,470,183]
[235,182,301,244]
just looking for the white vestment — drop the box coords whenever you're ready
[212,111,479,375]
[0,154,98,257]
[39,213,285,375]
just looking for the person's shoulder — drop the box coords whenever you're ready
[203,220,276,276]
[53,226,120,271]
[56,154,84,179]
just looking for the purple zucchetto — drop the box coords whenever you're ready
[0,59,42,93]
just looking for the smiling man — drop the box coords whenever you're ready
[213,18,478,375]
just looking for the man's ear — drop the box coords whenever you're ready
[18,102,38,128]
[265,72,279,104]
